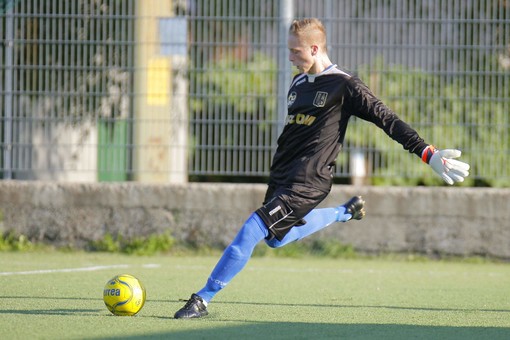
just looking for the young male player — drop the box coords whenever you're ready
[174,18,470,319]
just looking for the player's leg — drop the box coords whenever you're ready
[196,213,268,302]
[174,212,268,319]
[266,196,365,248]
[174,187,365,318]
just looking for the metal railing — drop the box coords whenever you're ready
[1,0,509,186]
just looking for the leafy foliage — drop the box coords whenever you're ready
[0,232,36,251]
[87,233,175,255]
[348,57,510,187]
[191,52,277,121]
[189,52,278,176]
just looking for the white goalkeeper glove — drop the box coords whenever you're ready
[422,145,470,185]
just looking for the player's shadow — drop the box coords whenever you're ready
[6,295,510,314]
[3,296,510,315]
[150,298,510,314]
[102,322,510,340]
[213,299,510,314]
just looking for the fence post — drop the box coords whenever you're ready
[133,0,188,183]
[277,0,294,135]
[2,4,14,180]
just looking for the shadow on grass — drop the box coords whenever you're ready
[0,308,101,315]
[2,296,510,314]
[0,296,103,315]
[214,299,510,314]
[0,295,101,301]
[103,322,510,340]
[2,296,510,339]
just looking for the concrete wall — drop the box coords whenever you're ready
[0,181,509,258]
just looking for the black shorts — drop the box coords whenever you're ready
[255,184,330,241]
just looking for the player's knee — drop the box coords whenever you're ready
[225,244,250,260]
[265,237,283,248]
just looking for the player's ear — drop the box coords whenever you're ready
[310,45,319,56]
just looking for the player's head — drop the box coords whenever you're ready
[288,18,328,74]
[289,18,327,52]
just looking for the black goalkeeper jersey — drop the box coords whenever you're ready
[269,64,428,191]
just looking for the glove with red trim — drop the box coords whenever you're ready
[421,146,470,185]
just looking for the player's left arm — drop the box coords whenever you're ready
[344,76,470,185]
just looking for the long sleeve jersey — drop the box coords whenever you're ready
[269,64,428,191]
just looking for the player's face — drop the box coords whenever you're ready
[288,33,316,74]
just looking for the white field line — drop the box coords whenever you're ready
[0,264,161,276]
[0,264,130,276]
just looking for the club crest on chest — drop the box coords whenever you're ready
[313,91,328,107]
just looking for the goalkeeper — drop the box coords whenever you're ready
[174,17,470,319]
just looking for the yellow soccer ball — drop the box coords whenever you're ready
[103,274,146,316]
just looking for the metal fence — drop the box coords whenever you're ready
[1,0,509,186]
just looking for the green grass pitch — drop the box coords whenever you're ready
[1,251,510,339]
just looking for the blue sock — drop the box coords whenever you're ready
[197,213,268,303]
[265,206,350,248]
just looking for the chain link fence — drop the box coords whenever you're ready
[1,0,509,186]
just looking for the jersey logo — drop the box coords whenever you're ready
[287,91,297,107]
[285,113,316,126]
[313,91,328,107]
[294,78,306,87]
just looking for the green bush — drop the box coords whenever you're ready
[87,232,175,255]
[0,232,36,251]
[191,52,277,119]
[253,239,360,259]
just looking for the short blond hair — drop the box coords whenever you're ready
[289,18,327,52]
